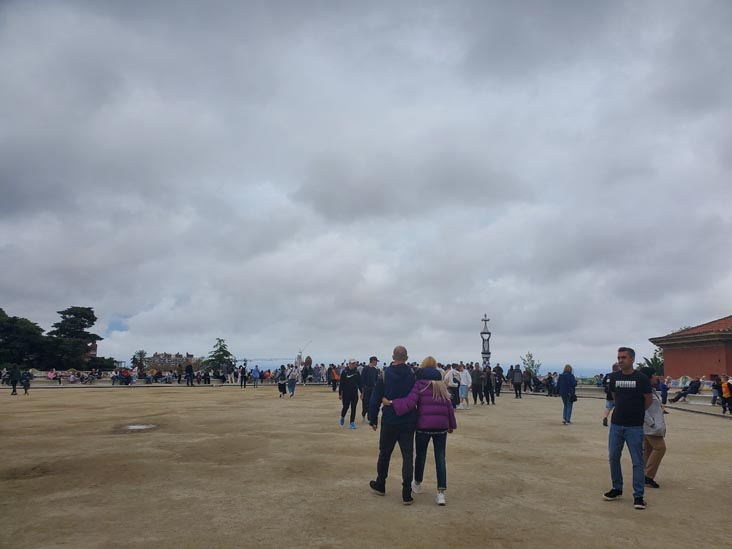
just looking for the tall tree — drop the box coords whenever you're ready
[47,306,103,370]
[131,349,147,369]
[0,308,47,367]
[206,338,235,372]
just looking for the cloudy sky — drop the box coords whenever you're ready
[1,0,731,374]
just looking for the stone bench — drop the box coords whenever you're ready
[670,393,713,406]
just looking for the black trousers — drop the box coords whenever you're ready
[471,384,484,404]
[495,380,503,396]
[448,386,459,408]
[523,380,531,392]
[484,383,495,404]
[341,390,359,423]
[362,386,374,417]
[513,382,522,398]
[11,380,18,394]
[376,423,415,489]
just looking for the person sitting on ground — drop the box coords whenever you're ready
[668,376,702,403]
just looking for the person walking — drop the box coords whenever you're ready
[368,345,418,505]
[176,363,183,384]
[443,365,460,409]
[239,365,247,388]
[557,364,577,424]
[9,364,20,395]
[361,356,379,422]
[276,366,287,398]
[286,364,299,397]
[603,347,653,510]
[252,366,260,388]
[493,363,504,396]
[458,364,472,409]
[512,366,523,398]
[639,367,666,489]
[185,363,194,387]
[602,364,620,426]
[383,356,457,506]
[718,375,732,415]
[484,366,496,405]
[339,359,363,429]
[327,364,339,392]
[522,368,532,393]
[470,364,485,406]
[20,369,31,395]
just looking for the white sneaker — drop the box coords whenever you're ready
[436,491,446,505]
[456,405,464,410]
[412,480,422,494]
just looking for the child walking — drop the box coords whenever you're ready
[383,356,456,505]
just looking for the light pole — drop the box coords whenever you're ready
[481,314,491,366]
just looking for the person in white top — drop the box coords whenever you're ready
[457,364,472,409]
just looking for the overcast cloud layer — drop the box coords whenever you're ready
[2,0,731,374]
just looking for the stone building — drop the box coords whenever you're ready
[649,315,732,378]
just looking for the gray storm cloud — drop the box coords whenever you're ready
[1,0,731,372]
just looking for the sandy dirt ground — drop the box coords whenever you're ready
[1,384,730,548]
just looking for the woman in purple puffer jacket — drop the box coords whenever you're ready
[382,356,457,506]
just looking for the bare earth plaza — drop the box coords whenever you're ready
[1,385,729,548]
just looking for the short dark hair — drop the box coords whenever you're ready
[369,356,378,363]
[617,347,635,360]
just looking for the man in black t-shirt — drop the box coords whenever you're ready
[603,347,652,510]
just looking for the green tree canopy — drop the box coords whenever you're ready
[47,307,103,370]
[206,338,235,371]
[641,348,664,375]
[0,308,47,366]
[131,349,147,369]
[48,307,103,341]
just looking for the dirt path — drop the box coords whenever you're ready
[1,386,729,548]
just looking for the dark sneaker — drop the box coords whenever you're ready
[603,489,622,501]
[645,477,660,488]
[402,489,414,506]
[633,497,647,510]
[602,417,608,427]
[369,480,385,496]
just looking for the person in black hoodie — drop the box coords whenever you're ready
[361,356,379,422]
[9,364,21,396]
[339,359,363,429]
[368,345,417,505]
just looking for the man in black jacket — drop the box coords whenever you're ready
[339,359,363,429]
[368,346,417,505]
[360,356,379,422]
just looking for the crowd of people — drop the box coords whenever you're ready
[3,344,729,512]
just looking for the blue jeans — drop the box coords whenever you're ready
[414,431,447,490]
[287,379,296,395]
[561,395,574,423]
[608,424,645,498]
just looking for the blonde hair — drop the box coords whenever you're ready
[420,356,437,369]
[563,364,573,374]
[418,356,449,401]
